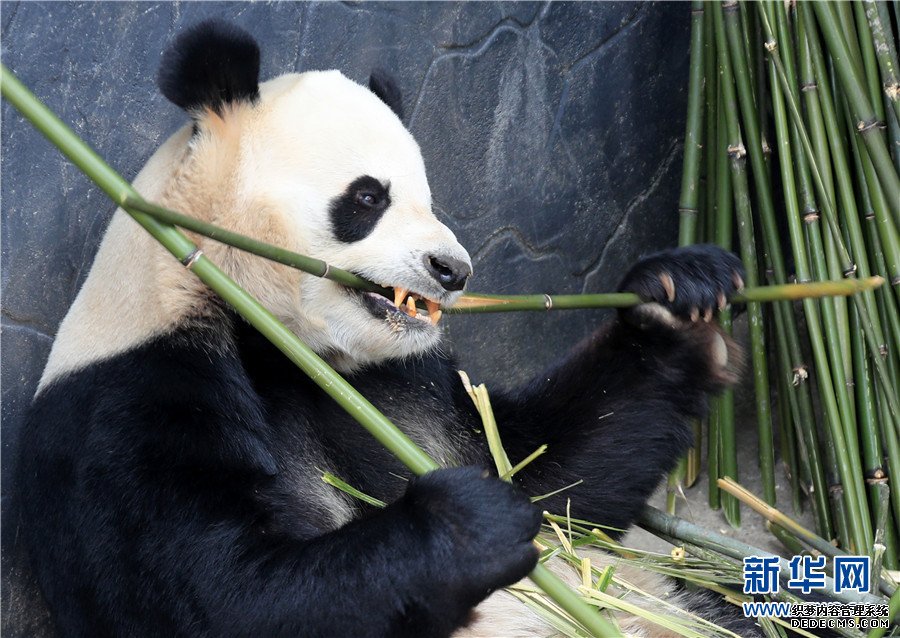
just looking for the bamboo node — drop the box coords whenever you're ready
[886,82,900,101]
[726,143,746,159]
[841,264,857,277]
[764,39,777,52]
[864,211,876,221]
[791,365,808,386]
[761,139,772,155]
[828,484,844,496]
[722,0,738,10]
[867,469,886,480]
[321,263,331,278]
[678,207,698,217]
[856,119,880,133]
[802,211,820,223]
[544,294,553,311]
[891,275,900,286]
[180,248,203,270]
[800,82,817,92]
[690,6,703,15]
[879,344,888,357]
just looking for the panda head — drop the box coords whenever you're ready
[157,20,472,369]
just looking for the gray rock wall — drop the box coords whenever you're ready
[1,2,689,633]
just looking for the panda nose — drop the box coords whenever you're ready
[424,254,472,291]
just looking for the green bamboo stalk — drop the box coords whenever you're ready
[787,89,843,545]
[861,0,900,126]
[811,1,900,211]
[792,12,863,471]
[121,196,386,293]
[801,5,890,343]
[703,2,720,243]
[844,98,900,568]
[0,64,621,638]
[766,5,900,551]
[877,387,900,536]
[776,4,865,552]
[109,192,889,313]
[866,584,900,638]
[725,1,825,522]
[678,0,706,247]
[450,279,883,313]
[768,0,833,539]
[718,478,840,560]
[766,522,806,558]
[772,336,802,515]
[792,13,890,552]
[707,395,721,512]
[853,1,891,130]
[719,0,776,506]
[712,77,739,526]
[670,0,707,511]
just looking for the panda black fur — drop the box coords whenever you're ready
[17,20,762,638]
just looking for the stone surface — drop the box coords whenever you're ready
[1,2,691,633]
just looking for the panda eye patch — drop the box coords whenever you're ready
[330,176,392,243]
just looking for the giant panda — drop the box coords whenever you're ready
[16,20,760,638]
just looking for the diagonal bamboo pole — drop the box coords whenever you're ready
[0,63,621,638]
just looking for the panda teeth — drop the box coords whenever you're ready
[393,287,409,308]
[424,299,442,326]
[386,286,442,325]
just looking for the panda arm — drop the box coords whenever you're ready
[46,329,540,638]
[128,466,540,638]
[483,246,744,533]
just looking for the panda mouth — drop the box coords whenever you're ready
[356,286,443,327]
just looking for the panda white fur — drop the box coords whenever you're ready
[18,20,761,638]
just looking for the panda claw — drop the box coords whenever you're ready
[717,291,727,311]
[732,271,745,292]
[659,272,676,302]
[703,307,713,323]
[690,307,700,323]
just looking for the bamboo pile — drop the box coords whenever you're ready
[671,1,900,574]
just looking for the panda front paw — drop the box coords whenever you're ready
[618,245,745,327]
[405,467,541,598]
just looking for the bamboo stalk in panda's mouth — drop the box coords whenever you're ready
[118,196,885,312]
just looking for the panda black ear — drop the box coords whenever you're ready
[368,69,404,121]
[158,19,260,114]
